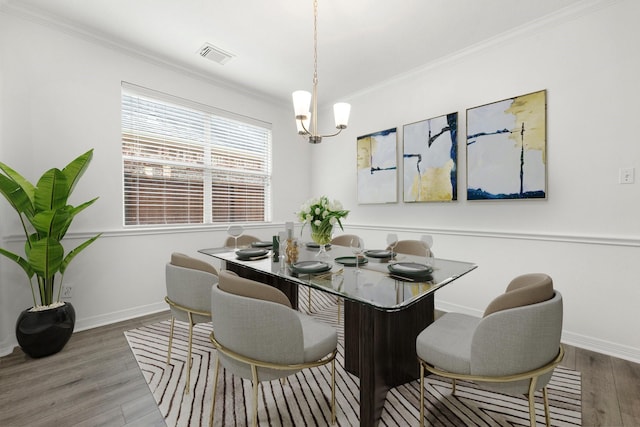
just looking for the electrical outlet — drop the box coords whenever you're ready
[62,285,73,298]
[619,167,635,184]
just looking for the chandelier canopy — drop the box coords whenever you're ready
[292,0,351,144]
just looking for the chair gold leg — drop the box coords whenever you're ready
[527,378,538,427]
[251,365,259,427]
[308,287,312,312]
[167,316,175,365]
[331,359,336,424]
[452,378,457,395]
[209,355,220,427]
[543,386,551,427]
[419,362,425,427]
[415,347,564,427]
[209,332,339,427]
[337,298,341,323]
[185,316,194,394]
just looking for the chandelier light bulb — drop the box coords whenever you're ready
[333,102,351,129]
[292,91,311,119]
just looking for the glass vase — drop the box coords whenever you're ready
[310,226,333,262]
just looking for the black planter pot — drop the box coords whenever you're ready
[15,302,76,358]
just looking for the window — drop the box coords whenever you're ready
[121,83,272,226]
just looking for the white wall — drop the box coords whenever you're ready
[0,14,7,353]
[311,0,640,362]
[2,0,639,363]
[0,10,310,355]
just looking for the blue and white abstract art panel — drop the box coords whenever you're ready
[466,90,547,200]
[357,128,397,204]
[403,112,458,202]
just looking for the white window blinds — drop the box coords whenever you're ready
[121,83,272,226]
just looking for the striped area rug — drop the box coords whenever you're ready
[124,289,581,426]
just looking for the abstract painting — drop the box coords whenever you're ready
[403,112,458,202]
[357,128,397,204]
[466,90,547,200]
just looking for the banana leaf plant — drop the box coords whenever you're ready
[0,149,101,308]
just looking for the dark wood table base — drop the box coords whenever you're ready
[344,296,434,426]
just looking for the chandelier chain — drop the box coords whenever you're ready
[313,0,318,85]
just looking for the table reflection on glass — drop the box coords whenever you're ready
[199,244,477,427]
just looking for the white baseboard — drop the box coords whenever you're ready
[0,339,17,358]
[435,301,640,365]
[436,300,484,317]
[560,331,640,364]
[73,301,168,332]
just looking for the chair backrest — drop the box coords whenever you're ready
[166,254,218,323]
[218,269,291,308]
[483,273,554,317]
[171,252,218,275]
[330,234,362,247]
[471,288,563,394]
[211,283,305,381]
[388,239,432,257]
[224,234,260,248]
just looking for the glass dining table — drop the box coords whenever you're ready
[199,243,477,427]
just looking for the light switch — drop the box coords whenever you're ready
[619,167,635,184]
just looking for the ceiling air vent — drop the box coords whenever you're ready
[198,43,235,65]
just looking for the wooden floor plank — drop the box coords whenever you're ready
[577,347,624,426]
[121,392,164,425]
[71,407,126,427]
[612,357,640,426]
[123,409,166,427]
[0,311,170,427]
[561,342,576,369]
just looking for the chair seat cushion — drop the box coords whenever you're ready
[296,312,338,362]
[416,313,481,374]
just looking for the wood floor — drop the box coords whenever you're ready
[1,310,639,427]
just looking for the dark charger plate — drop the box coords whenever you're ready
[251,241,273,248]
[236,248,269,260]
[291,260,332,274]
[364,249,395,259]
[335,256,368,267]
[305,242,332,249]
[387,262,433,280]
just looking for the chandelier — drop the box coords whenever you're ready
[292,0,351,144]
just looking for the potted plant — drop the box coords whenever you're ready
[0,149,101,357]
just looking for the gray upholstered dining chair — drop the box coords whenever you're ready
[416,273,563,427]
[330,233,363,247]
[165,252,218,394]
[387,239,433,257]
[224,234,260,248]
[327,234,364,321]
[209,270,338,427]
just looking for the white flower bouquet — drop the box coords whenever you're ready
[296,195,349,245]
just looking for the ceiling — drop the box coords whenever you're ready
[4,0,584,107]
